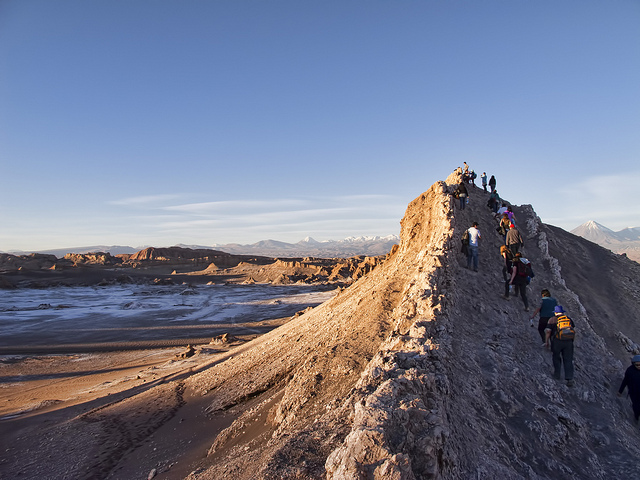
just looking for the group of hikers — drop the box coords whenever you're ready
[453,164,498,212]
[451,165,640,425]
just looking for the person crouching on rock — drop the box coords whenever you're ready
[618,354,640,425]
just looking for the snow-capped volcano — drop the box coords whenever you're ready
[571,221,640,262]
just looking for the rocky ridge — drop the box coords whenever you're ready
[181,172,640,479]
[3,173,640,479]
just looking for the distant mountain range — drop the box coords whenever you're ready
[571,221,640,262]
[6,235,400,259]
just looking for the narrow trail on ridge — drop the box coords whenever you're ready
[443,176,640,478]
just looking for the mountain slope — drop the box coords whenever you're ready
[214,235,400,258]
[570,220,618,244]
[179,173,640,478]
[4,173,640,479]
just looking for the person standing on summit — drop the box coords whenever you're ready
[488,175,496,192]
[481,172,488,191]
[466,222,481,272]
[618,355,640,425]
[455,182,468,210]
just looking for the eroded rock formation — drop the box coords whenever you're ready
[182,173,640,479]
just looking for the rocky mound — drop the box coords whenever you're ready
[0,252,61,271]
[63,252,120,266]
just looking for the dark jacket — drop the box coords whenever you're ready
[506,228,525,246]
[619,364,640,401]
[456,183,468,197]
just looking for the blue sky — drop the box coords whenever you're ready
[1,1,639,251]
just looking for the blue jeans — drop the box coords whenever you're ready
[459,196,466,209]
[467,245,478,270]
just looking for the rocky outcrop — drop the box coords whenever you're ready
[125,246,273,268]
[1,247,384,288]
[63,252,120,266]
[0,253,63,271]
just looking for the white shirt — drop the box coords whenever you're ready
[468,227,481,247]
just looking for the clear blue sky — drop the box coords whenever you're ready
[1,0,639,251]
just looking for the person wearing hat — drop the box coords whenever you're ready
[505,222,525,256]
[545,305,575,386]
[618,354,640,424]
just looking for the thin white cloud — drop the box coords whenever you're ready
[109,194,183,206]
[163,198,308,214]
[129,194,405,241]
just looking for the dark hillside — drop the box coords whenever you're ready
[544,224,640,364]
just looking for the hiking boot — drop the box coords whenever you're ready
[524,307,530,312]
[567,379,575,387]
[502,295,510,300]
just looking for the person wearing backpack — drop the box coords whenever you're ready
[618,354,640,425]
[500,245,514,299]
[455,182,468,210]
[460,229,470,257]
[529,289,558,344]
[509,252,531,311]
[497,214,510,241]
[487,190,500,213]
[545,305,575,387]
[506,205,517,226]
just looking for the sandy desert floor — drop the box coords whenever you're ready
[0,317,290,479]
